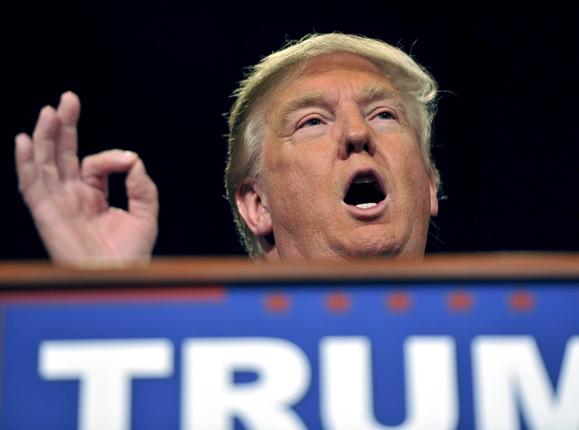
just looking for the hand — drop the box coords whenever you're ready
[15,92,159,266]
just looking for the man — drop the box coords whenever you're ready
[15,33,440,265]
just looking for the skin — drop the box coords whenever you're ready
[14,92,158,266]
[236,53,438,261]
[15,53,437,265]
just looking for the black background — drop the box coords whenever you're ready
[2,3,578,260]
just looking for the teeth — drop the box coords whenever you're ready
[355,202,377,209]
[353,177,375,184]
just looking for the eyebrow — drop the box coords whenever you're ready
[277,90,338,125]
[277,85,403,124]
[356,86,409,121]
[355,85,400,106]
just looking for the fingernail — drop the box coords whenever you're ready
[15,133,28,147]
[41,105,55,116]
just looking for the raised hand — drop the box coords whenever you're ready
[15,92,159,266]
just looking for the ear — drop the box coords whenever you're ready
[428,176,439,217]
[235,181,273,237]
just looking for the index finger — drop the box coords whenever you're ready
[56,91,81,180]
[31,106,61,189]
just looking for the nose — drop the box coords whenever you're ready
[337,110,376,159]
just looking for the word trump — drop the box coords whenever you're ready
[39,336,579,430]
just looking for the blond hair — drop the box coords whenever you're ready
[225,33,439,257]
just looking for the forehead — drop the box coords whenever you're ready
[265,53,397,122]
[265,53,397,110]
[294,52,386,80]
[262,53,400,128]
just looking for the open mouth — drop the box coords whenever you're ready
[343,171,386,209]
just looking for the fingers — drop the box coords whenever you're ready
[126,159,159,221]
[56,91,81,180]
[15,133,35,193]
[16,104,63,208]
[22,91,81,191]
[81,150,139,198]
[81,150,159,221]
[31,106,61,188]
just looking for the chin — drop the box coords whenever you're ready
[332,221,428,260]
[332,230,405,259]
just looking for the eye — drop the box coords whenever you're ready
[374,110,396,120]
[298,117,324,129]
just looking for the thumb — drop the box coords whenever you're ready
[126,157,159,221]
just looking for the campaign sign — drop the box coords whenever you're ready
[1,280,578,430]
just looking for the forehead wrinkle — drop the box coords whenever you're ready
[269,81,408,132]
[356,84,411,122]
[356,85,398,105]
[281,85,404,119]
[274,90,339,128]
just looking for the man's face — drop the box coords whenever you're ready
[240,53,438,260]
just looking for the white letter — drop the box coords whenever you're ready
[182,337,309,430]
[320,336,457,430]
[473,336,579,430]
[39,339,173,430]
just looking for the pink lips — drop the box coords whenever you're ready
[343,197,388,219]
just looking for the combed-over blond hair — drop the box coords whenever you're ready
[225,33,439,258]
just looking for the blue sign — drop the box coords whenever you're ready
[1,281,578,430]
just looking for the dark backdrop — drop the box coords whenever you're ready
[2,3,578,260]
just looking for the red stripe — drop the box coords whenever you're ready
[0,286,226,305]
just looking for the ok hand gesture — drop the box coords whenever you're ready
[15,92,159,266]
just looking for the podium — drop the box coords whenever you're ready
[1,254,578,430]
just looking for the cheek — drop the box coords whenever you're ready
[391,139,428,180]
[388,142,432,205]
[264,147,330,215]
